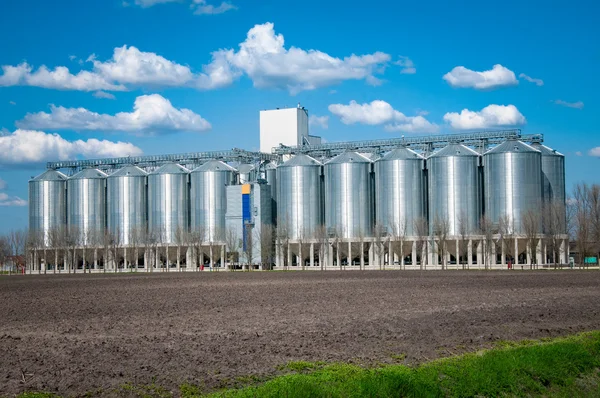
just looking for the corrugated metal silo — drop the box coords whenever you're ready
[483,140,542,234]
[375,147,425,236]
[428,144,481,235]
[325,151,373,238]
[238,163,256,184]
[67,168,107,245]
[148,163,190,244]
[531,143,565,205]
[277,154,323,240]
[29,170,67,247]
[190,160,235,241]
[107,165,148,245]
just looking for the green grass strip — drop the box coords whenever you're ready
[200,331,600,398]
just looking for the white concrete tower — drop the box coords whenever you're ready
[259,104,321,154]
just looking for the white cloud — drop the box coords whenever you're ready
[9,101,16,105]
[0,193,26,207]
[589,148,600,157]
[134,0,179,7]
[192,0,237,15]
[553,100,584,109]
[208,22,392,94]
[519,73,543,86]
[309,115,329,129]
[0,129,142,165]
[443,104,526,130]
[328,100,439,133]
[395,56,416,74]
[575,151,583,156]
[443,64,518,90]
[0,178,6,190]
[17,94,211,136]
[92,45,195,86]
[0,23,390,94]
[0,63,126,92]
[93,91,116,100]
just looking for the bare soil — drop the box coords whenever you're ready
[1,270,600,396]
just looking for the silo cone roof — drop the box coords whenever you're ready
[484,140,540,155]
[69,168,108,179]
[279,154,322,167]
[150,163,190,175]
[264,161,278,170]
[237,163,256,173]
[325,151,371,165]
[191,159,236,173]
[30,169,68,181]
[109,165,147,177]
[531,142,564,157]
[429,143,479,158]
[379,147,424,161]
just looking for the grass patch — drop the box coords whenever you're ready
[201,331,600,397]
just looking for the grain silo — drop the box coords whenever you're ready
[67,169,107,245]
[107,165,148,245]
[276,154,323,240]
[148,163,190,244]
[374,147,425,236]
[427,144,481,235]
[28,169,67,247]
[324,151,373,239]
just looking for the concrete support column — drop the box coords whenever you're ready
[514,238,519,266]
[400,241,405,270]
[411,241,417,270]
[359,242,364,269]
[221,245,225,270]
[287,243,292,269]
[427,240,434,269]
[537,240,543,268]
[542,241,547,267]
[347,241,351,268]
[491,241,497,269]
[327,243,333,269]
[177,246,181,271]
[467,240,472,269]
[368,243,374,268]
[310,243,315,268]
[455,239,459,270]
[123,247,127,271]
[501,241,506,268]
[476,240,482,270]
[336,243,341,269]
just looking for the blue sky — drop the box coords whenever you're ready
[0,0,598,232]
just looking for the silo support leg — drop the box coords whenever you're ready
[360,242,364,270]
[310,243,315,268]
[514,238,518,266]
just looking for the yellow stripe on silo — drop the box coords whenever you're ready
[242,184,251,194]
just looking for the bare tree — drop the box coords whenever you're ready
[243,223,254,271]
[314,225,329,271]
[589,185,600,264]
[457,212,470,269]
[7,229,26,274]
[542,200,567,268]
[225,226,240,271]
[413,217,428,270]
[479,216,494,270]
[389,220,406,270]
[126,227,142,272]
[173,226,186,271]
[521,209,541,269]
[65,225,80,274]
[498,214,515,269]
[0,235,10,272]
[433,216,450,270]
[257,224,275,270]
[189,227,205,271]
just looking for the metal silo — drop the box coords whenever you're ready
[427,144,481,235]
[67,169,107,245]
[375,147,425,236]
[238,163,256,184]
[148,163,190,244]
[190,160,235,242]
[277,154,323,240]
[325,151,373,239]
[29,169,67,247]
[107,165,148,245]
[531,143,565,205]
[483,140,542,234]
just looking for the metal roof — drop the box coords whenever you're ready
[149,163,190,175]
[30,169,68,182]
[108,165,148,178]
[531,143,564,157]
[191,159,236,173]
[325,151,371,165]
[379,147,424,161]
[69,168,108,179]
[428,143,480,158]
[485,140,540,155]
[279,154,322,168]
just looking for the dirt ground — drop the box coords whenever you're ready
[1,270,600,396]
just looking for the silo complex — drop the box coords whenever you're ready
[67,169,107,245]
[325,152,373,238]
[375,147,425,236]
[190,160,235,241]
[148,163,190,244]
[107,165,148,245]
[483,140,542,234]
[28,170,67,247]
[276,154,323,240]
[428,144,481,235]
